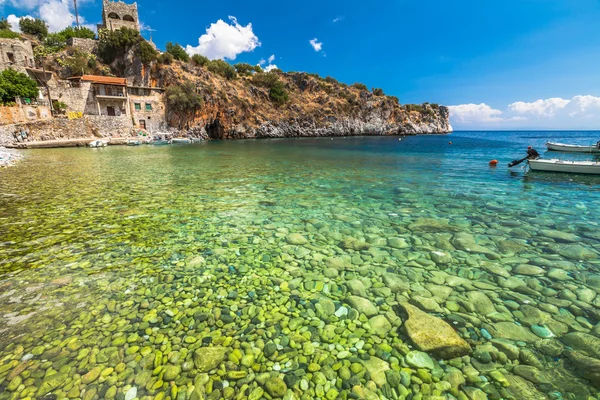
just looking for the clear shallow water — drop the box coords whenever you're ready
[0,131,599,400]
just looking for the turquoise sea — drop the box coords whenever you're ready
[0,131,599,400]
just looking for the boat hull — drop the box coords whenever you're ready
[529,159,600,174]
[88,140,108,148]
[546,142,600,153]
[172,138,191,144]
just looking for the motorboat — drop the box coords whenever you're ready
[528,158,600,174]
[88,140,108,148]
[151,133,172,145]
[546,142,600,153]
[172,138,192,144]
[127,139,142,146]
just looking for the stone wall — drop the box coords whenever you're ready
[66,38,98,53]
[0,39,35,74]
[48,80,92,114]
[0,115,135,146]
[0,103,52,125]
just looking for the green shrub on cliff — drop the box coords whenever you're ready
[19,18,48,40]
[0,29,20,39]
[206,60,237,80]
[166,82,203,113]
[97,27,141,64]
[252,71,279,88]
[0,69,39,104]
[166,42,189,62]
[234,63,255,76]
[139,41,157,65]
[158,53,174,65]
[372,87,384,96]
[269,82,288,106]
[191,54,209,66]
[351,83,368,91]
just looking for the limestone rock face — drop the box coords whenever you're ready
[398,303,472,359]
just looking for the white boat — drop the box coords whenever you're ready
[127,139,141,146]
[88,140,108,148]
[529,159,600,174]
[172,138,191,144]
[546,142,600,153]
[151,133,172,145]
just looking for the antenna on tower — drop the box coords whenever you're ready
[73,0,80,29]
[144,27,156,43]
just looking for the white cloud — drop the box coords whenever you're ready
[7,14,33,32]
[7,0,81,33]
[267,54,275,63]
[39,0,75,32]
[449,95,600,129]
[264,64,278,72]
[508,98,570,117]
[258,58,266,66]
[9,0,39,10]
[333,15,344,23]
[309,38,323,52]
[186,16,260,61]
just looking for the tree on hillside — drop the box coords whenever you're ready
[191,54,209,66]
[166,42,189,62]
[19,18,48,40]
[0,69,39,104]
[166,82,202,113]
[351,82,368,91]
[0,18,11,30]
[97,27,142,64]
[138,41,157,64]
[372,87,384,96]
[206,59,237,80]
[61,26,96,40]
[234,63,254,76]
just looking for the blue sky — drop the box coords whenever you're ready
[3,0,600,129]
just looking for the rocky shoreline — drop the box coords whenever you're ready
[0,147,22,168]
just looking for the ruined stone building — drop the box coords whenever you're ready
[0,38,35,74]
[97,0,140,32]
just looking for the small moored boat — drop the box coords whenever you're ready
[127,139,141,146]
[151,133,172,145]
[172,138,191,144]
[528,159,600,175]
[88,140,108,148]
[546,142,600,153]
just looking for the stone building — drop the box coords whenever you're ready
[0,38,35,74]
[48,74,166,134]
[128,86,166,132]
[98,0,140,32]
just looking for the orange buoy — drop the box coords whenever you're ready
[489,160,498,166]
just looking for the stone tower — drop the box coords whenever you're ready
[97,0,140,32]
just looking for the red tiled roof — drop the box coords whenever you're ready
[69,75,127,86]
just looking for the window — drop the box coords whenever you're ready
[107,106,115,116]
[134,103,141,111]
[145,103,152,111]
[7,52,14,63]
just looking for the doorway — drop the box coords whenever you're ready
[139,119,146,129]
[107,106,115,116]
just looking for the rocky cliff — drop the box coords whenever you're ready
[28,44,452,141]
[132,62,452,140]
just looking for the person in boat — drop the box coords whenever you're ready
[526,146,540,159]
[596,140,600,149]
